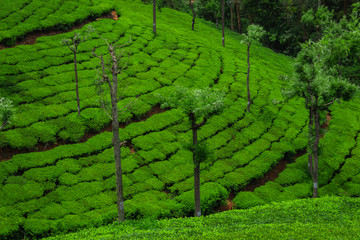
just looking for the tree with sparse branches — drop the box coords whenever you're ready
[160,87,225,217]
[61,26,94,116]
[0,97,15,130]
[92,34,132,222]
[189,0,197,31]
[241,24,266,112]
[283,40,357,198]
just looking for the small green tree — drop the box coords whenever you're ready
[61,26,94,116]
[241,24,266,112]
[160,87,225,217]
[0,97,14,130]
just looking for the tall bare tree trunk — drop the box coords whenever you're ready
[95,46,125,222]
[73,50,81,117]
[312,98,320,198]
[308,105,314,175]
[230,3,234,31]
[189,0,196,31]
[308,84,314,176]
[221,0,225,47]
[153,0,156,35]
[236,0,241,33]
[246,44,251,112]
[191,113,201,217]
[344,0,348,16]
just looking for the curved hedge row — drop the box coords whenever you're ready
[44,196,360,240]
[0,0,114,46]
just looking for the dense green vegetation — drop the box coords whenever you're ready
[0,0,114,46]
[1,0,360,239]
[45,196,360,239]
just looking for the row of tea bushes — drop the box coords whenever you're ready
[0,0,114,46]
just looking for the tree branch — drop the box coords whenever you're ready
[0,120,8,130]
[196,119,207,128]
[323,97,336,107]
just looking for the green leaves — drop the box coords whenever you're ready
[160,87,225,120]
[241,24,266,46]
[0,97,15,129]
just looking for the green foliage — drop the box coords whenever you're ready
[241,24,266,46]
[176,182,228,215]
[160,87,225,119]
[0,97,15,129]
[46,197,360,240]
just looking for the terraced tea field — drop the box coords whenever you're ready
[1,0,360,239]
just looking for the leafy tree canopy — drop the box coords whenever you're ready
[160,87,225,120]
[241,24,266,46]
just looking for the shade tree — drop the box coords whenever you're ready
[160,87,225,217]
[92,35,132,222]
[284,40,357,198]
[241,24,266,112]
[61,26,94,116]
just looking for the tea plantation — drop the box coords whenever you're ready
[1,0,360,239]
[45,196,360,239]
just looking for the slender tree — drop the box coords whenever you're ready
[153,0,157,35]
[61,26,93,116]
[160,87,225,217]
[92,36,131,222]
[189,0,197,31]
[228,0,234,31]
[236,0,241,32]
[221,0,225,47]
[241,24,266,112]
[0,97,14,130]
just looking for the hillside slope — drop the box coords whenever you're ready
[45,196,360,240]
[1,0,360,239]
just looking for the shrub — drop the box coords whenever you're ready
[282,183,312,198]
[275,167,309,186]
[23,218,57,239]
[125,191,184,219]
[77,163,114,182]
[28,202,69,220]
[23,165,65,182]
[56,158,82,174]
[176,182,228,215]
[58,173,80,186]
[0,216,24,240]
[233,191,266,209]
[47,181,104,202]
[0,183,44,206]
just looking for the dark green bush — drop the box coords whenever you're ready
[176,182,228,215]
[233,191,266,209]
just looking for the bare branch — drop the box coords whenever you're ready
[115,36,132,49]
[323,97,336,107]
[0,120,8,130]
[92,47,102,59]
[196,119,207,128]
[99,98,113,120]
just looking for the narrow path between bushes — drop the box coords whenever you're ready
[216,111,332,212]
[0,105,165,161]
[0,11,119,50]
